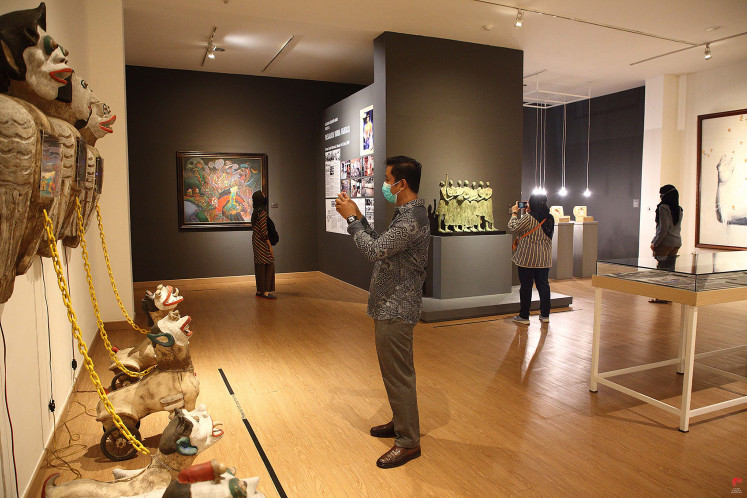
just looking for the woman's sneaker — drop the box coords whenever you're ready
[512,315,530,325]
[539,315,550,323]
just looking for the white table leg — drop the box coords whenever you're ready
[679,305,698,432]
[590,287,602,392]
[677,303,687,374]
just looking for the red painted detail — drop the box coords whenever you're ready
[177,461,216,483]
[49,68,72,84]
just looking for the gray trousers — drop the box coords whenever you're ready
[374,318,420,448]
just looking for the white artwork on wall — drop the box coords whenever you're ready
[697,109,747,249]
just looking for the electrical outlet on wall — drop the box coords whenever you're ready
[271,202,278,208]
[633,199,639,208]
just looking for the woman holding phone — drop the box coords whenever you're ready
[508,194,554,324]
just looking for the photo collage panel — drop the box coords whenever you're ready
[340,155,374,198]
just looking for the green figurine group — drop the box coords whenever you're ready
[435,174,496,233]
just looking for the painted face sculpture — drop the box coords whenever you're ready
[70,73,116,138]
[149,310,194,350]
[0,3,71,95]
[174,404,225,456]
[22,25,71,99]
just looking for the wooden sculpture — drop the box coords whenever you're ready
[6,96,57,276]
[42,405,224,497]
[0,3,71,100]
[35,117,78,257]
[62,144,98,247]
[0,95,43,302]
[96,311,200,461]
[109,284,184,390]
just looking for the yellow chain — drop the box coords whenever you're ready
[42,209,150,456]
[75,199,154,378]
[95,203,150,334]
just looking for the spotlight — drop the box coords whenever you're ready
[207,45,216,59]
[532,186,541,195]
[515,10,524,27]
[558,187,567,196]
[583,188,591,197]
[704,43,711,60]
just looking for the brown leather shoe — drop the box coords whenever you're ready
[369,421,396,438]
[376,444,421,469]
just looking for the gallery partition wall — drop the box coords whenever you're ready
[126,66,361,281]
[318,32,524,290]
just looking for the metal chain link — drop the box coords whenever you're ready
[42,208,150,456]
[95,203,150,334]
[75,199,154,378]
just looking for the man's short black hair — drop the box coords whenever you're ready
[385,156,422,194]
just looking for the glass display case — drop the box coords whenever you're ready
[596,252,747,292]
[590,250,747,432]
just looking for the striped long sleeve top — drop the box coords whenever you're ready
[252,209,274,264]
[508,213,552,268]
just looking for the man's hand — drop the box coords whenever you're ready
[511,202,519,215]
[335,192,362,219]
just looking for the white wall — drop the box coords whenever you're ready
[639,60,747,256]
[0,1,132,496]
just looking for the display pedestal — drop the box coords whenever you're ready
[422,234,573,322]
[573,221,598,278]
[426,234,512,298]
[550,222,574,280]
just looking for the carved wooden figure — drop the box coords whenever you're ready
[0,3,71,99]
[109,284,184,390]
[0,95,41,302]
[35,117,78,257]
[43,405,224,497]
[96,311,200,461]
[7,96,57,276]
[62,143,98,247]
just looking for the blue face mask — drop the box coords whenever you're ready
[382,180,402,203]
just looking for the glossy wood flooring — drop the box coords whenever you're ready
[27,272,746,497]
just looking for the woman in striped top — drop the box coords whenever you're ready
[508,194,554,324]
[251,190,276,299]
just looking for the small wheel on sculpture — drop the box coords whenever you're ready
[110,372,139,391]
[100,423,141,461]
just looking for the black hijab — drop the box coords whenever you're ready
[656,184,681,225]
[528,194,554,239]
[250,190,267,225]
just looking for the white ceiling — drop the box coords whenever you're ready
[123,0,747,98]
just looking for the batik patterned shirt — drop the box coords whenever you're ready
[348,198,430,324]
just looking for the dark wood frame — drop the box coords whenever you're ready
[176,151,268,230]
[695,108,747,250]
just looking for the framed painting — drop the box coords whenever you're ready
[176,151,268,230]
[696,109,747,250]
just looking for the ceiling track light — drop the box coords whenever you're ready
[515,9,524,27]
[201,26,226,66]
[704,43,712,60]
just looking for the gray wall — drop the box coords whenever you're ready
[126,66,361,281]
[521,87,645,260]
[318,32,524,290]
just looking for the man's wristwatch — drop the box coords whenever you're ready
[346,215,358,225]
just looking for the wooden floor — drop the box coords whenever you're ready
[27,272,747,497]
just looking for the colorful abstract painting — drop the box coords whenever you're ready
[177,152,267,229]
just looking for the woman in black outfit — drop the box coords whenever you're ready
[650,184,683,303]
[251,191,276,299]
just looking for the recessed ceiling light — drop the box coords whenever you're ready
[483,24,494,30]
[705,26,721,32]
